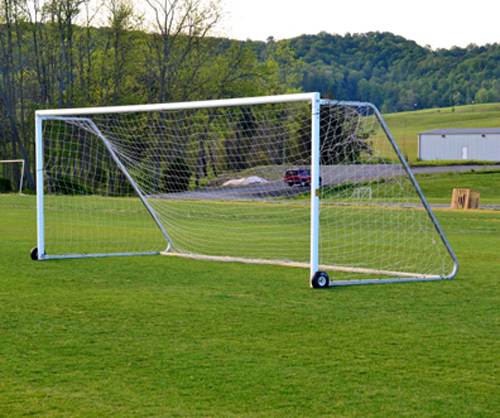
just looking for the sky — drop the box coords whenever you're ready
[225,0,500,50]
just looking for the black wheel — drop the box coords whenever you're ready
[287,182,294,187]
[30,247,38,261]
[311,271,329,289]
[300,179,307,187]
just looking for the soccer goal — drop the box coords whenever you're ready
[33,92,458,287]
[0,159,25,194]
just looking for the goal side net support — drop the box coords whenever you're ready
[34,93,458,286]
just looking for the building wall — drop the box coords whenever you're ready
[418,134,500,161]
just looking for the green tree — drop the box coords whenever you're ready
[0,0,35,189]
[100,0,141,105]
[142,0,221,103]
[263,39,304,93]
[319,105,371,165]
[161,156,191,193]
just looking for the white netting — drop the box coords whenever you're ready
[317,103,454,281]
[40,97,455,282]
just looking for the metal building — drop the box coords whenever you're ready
[418,128,500,161]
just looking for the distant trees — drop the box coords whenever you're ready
[142,0,221,103]
[0,0,276,190]
[319,106,372,165]
[3,5,500,193]
[260,38,304,93]
[0,0,36,189]
[475,81,500,104]
[283,32,500,113]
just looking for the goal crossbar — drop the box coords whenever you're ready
[35,93,319,117]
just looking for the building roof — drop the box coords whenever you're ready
[419,128,500,135]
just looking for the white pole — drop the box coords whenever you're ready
[35,116,45,259]
[310,93,321,283]
[20,160,25,195]
[35,93,319,117]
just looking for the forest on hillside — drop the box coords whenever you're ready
[256,32,500,113]
[1,0,500,190]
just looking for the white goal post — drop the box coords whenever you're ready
[0,159,25,195]
[34,92,458,287]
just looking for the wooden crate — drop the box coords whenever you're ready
[451,188,480,209]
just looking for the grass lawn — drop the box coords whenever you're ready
[1,192,499,417]
[416,168,500,204]
[38,184,455,282]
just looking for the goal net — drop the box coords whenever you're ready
[35,93,457,286]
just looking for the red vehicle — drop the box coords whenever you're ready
[284,168,321,187]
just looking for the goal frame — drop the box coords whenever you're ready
[321,99,458,285]
[0,159,25,195]
[34,92,458,286]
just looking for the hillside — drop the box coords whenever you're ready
[261,32,500,112]
[2,11,500,189]
[383,102,500,162]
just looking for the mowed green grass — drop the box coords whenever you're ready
[41,191,452,279]
[1,194,500,417]
[416,169,500,204]
[384,102,500,162]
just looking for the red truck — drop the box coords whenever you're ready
[284,168,321,187]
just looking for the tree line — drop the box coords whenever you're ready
[2,1,500,191]
[262,31,500,113]
[0,0,286,191]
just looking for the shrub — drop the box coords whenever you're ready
[48,174,89,195]
[0,177,13,193]
[161,157,191,193]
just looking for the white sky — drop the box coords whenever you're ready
[224,0,500,50]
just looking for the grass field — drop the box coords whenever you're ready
[40,180,454,282]
[416,168,500,204]
[384,102,500,162]
[1,185,500,416]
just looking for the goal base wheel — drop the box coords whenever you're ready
[30,247,38,261]
[311,271,330,289]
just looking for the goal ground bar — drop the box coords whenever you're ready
[161,252,450,281]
